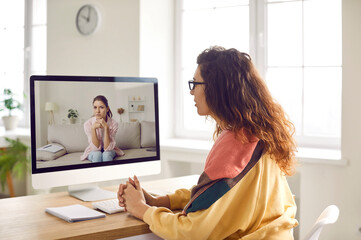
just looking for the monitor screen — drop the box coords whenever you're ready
[30,75,160,198]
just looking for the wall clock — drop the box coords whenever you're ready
[76,5,99,35]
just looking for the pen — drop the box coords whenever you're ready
[43,144,52,149]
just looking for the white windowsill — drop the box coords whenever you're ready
[296,147,345,165]
[0,127,30,136]
[161,138,346,166]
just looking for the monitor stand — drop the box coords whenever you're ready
[68,183,117,202]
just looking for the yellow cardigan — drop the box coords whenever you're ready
[143,155,298,240]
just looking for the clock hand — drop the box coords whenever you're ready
[87,6,91,22]
[81,15,88,22]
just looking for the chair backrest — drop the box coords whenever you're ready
[303,205,340,240]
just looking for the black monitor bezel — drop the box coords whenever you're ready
[30,75,160,174]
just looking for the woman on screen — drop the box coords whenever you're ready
[118,47,298,239]
[80,95,124,162]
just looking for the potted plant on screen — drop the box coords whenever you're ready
[67,109,79,124]
[0,137,29,197]
[0,89,24,131]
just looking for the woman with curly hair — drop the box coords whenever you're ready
[118,46,298,239]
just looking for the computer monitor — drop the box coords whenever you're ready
[30,75,160,201]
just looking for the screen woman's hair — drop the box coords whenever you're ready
[93,95,113,119]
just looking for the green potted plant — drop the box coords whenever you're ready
[0,89,24,130]
[67,109,79,124]
[0,137,29,197]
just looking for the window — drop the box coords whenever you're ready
[265,0,342,149]
[0,1,25,122]
[176,0,342,149]
[0,0,46,127]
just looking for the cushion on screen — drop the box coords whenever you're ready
[116,121,141,149]
[140,121,156,148]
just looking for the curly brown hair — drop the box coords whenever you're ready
[197,46,297,175]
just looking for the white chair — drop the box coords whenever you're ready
[303,205,339,240]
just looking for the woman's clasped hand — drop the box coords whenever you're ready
[117,176,151,220]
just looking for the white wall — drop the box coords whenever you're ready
[47,0,140,76]
[46,0,361,239]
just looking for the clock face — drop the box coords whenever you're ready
[76,5,99,35]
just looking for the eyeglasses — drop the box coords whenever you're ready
[188,80,206,91]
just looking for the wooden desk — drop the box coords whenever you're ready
[0,175,199,240]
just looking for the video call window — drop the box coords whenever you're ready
[31,76,160,174]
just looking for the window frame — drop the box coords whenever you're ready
[23,0,32,128]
